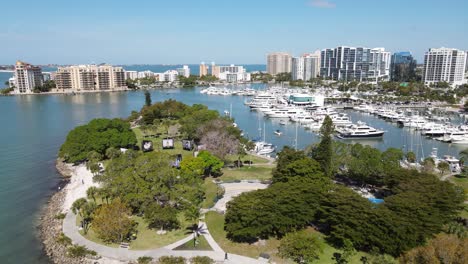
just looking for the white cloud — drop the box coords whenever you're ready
[309,0,336,8]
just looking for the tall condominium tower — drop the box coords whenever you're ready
[423,48,467,86]
[292,51,321,81]
[199,62,208,77]
[14,61,43,93]
[390,52,417,82]
[55,65,126,91]
[267,52,292,75]
[320,46,391,82]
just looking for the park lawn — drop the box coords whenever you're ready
[202,178,219,209]
[173,235,212,251]
[220,166,273,181]
[133,127,193,159]
[225,154,272,165]
[77,214,191,250]
[205,212,377,264]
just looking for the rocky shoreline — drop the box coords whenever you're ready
[39,160,87,264]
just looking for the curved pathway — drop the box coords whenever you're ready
[63,212,263,263]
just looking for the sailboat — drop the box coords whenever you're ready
[255,122,276,155]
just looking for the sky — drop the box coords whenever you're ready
[1,0,467,65]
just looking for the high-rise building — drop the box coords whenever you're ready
[14,61,43,93]
[390,52,417,82]
[291,57,304,81]
[177,65,190,78]
[320,46,390,82]
[55,65,126,91]
[292,52,321,81]
[211,62,220,78]
[267,52,292,75]
[199,62,208,77]
[423,47,467,86]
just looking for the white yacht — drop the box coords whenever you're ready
[255,141,276,155]
[336,122,385,139]
[420,123,446,137]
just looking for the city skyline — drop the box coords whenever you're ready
[1,0,467,65]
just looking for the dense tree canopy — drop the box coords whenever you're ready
[59,118,137,163]
[92,198,135,243]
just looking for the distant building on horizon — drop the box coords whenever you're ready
[210,64,250,82]
[14,61,43,93]
[55,64,126,91]
[423,47,467,86]
[320,46,390,82]
[177,65,190,78]
[390,52,417,82]
[156,70,179,82]
[267,52,292,75]
[199,62,208,77]
[125,70,138,80]
[292,51,321,81]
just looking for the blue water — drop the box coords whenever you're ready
[368,198,384,204]
[0,85,463,263]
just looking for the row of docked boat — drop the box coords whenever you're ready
[200,87,257,96]
[355,104,468,144]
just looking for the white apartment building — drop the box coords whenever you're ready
[199,62,209,77]
[14,61,43,93]
[138,71,155,79]
[215,65,251,82]
[177,65,190,78]
[423,47,467,86]
[125,71,138,80]
[267,52,292,75]
[292,52,321,81]
[55,65,126,91]
[157,70,179,82]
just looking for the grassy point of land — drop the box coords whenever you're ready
[173,235,212,251]
[77,212,191,250]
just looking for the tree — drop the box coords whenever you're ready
[197,151,224,177]
[399,234,468,264]
[92,198,134,243]
[105,147,121,159]
[437,162,450,176]
[143,204,179,231]
[406,151,416,163]
[272,157,324,183]
[144,90,152,107]
[180,156,206,177]
[313,115,334,177]
[59,118,137,163]
[421,157,435,173]
[71,198,96,234]
[278,231,324,263]
[198,120,240,160]
[86,186,99,202]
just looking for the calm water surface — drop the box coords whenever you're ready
[0,85,463,263]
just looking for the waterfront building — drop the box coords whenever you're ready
[156,70,179,82]
[177,65,190,78]
[423,47,467,86]
[320,46,391,82]
[199,62,208,77]
[55,65,126,91]
[390,52,417,82]
[216,65,251,82]
[267,52,292,75]
[292,51,321,81]
[137,71,154,79]
[211,62,220,78]
[125,71,138,80]
[14,61,43,93]
[288,94,325,106]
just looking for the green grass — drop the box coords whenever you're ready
[202,178,219,209]
[77,213,191,250]
[225,154,272,165]
[220,166,273,181]
[173,235,212,251]
[133,127,193,159]
[205,212,379,264]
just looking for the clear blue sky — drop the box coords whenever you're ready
[1,0,467,65]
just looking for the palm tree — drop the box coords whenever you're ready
[86,187,98,202]
[459,149,468,165]
[185,223,207,248]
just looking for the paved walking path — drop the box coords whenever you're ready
[62,212,263,263]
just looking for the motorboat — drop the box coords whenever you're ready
[336,122,385,139]
[274,130,282,136]
[255,141,276,155]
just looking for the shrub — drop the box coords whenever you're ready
[67,245,96,258]
[138,256,153,264]
[190,256,214,264]
[158,256,185,264]
[56,233,72,246]
[54,213,66,220]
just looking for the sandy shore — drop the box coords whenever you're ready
[62,164,99,213]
